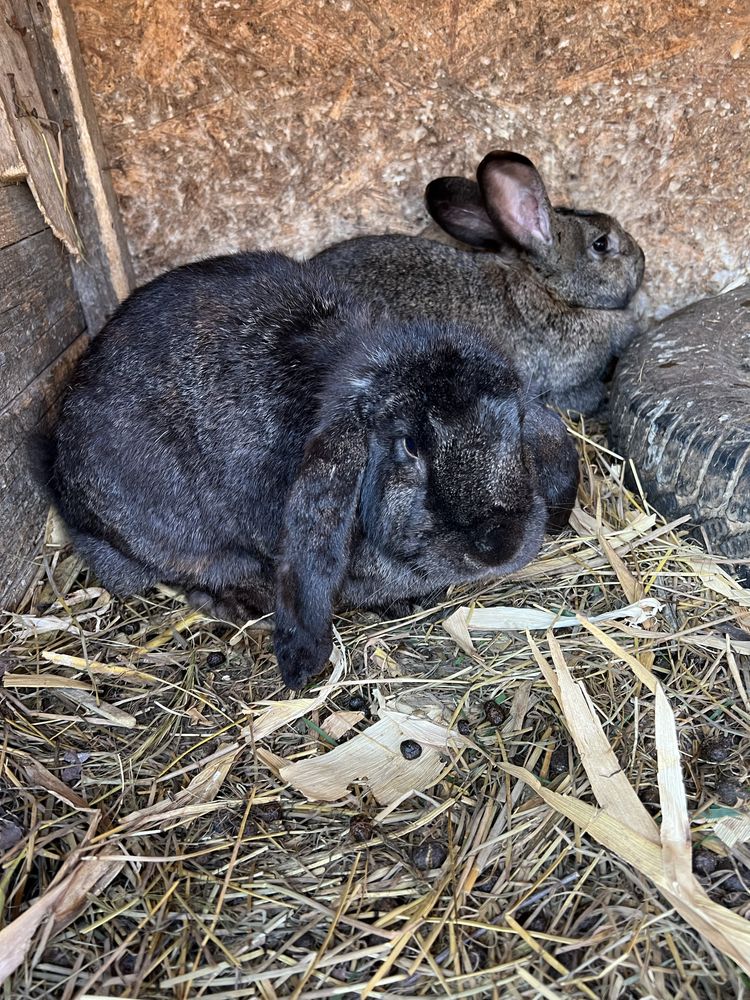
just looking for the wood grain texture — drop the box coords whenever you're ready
[0,333,89,607]
[0,181,46,248]
[4,0,134,334]
[0,100,24,182]
[67,0,750,318]
[0,227,83,410]
[0,180,86,607]
[0,1,82,255]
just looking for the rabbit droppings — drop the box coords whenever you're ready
[42,252,579,690]
[314,151,645,416]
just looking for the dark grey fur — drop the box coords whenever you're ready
[313,151,645,414]
[41,251,579,689]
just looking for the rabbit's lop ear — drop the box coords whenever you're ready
[478,151,554,252]
[274,415,368,690]
[425,176,502,249]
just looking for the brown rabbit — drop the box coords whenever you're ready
[313,151,645,415]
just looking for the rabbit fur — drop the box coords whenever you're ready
[41,251,579,689]
[313,151,645,415]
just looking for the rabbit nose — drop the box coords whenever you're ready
[469,521,521,566]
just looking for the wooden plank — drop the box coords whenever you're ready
[0,317,86,471]
[0,330,89,466]
[0,180,47,249]
[0,2,82,255]
[3,304,84,415]
[0,332,89,608]
[6,0,133,334]
[0,456,47,571]
[0,100,24,183]
[0,226,84,411]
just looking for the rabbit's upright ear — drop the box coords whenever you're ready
[274,414,368,690]
[478,151,554,252]
[425,176,503,249]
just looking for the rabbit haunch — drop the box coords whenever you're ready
[43,251,579,690]
[314,150,645,416]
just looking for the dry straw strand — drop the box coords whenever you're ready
[2,421,750,996]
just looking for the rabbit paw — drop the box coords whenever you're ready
[187,586,270,625]
[273,621,333,691]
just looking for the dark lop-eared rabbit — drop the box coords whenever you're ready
[314,151,645,415]
[42,252,579,689]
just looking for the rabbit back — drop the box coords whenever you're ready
[313,151,645,413]
[45,249,579,689]
[49,252,360,597]
[315,235,606,405]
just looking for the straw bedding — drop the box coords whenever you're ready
[1,423,749,998]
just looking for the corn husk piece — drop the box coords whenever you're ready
[441,607,476,654]
[48,587,110,610]
[505,633,750,977]
[9,590,112,640]
[505,762,750,975]
[686,556,750,609]
[442,597,661,639]
[546,633,658,843]
[569,505,657,541]
[713,813,750,848]
[280,698,470,805]
[321,710,365,740]
[10,615,93,639]
[240,642,346,744]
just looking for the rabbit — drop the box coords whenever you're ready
[313,150,645,415]
[39,250,579,690]
[523,404,579,534]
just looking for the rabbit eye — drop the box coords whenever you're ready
[401,436,420,460]
[592,235,609,254]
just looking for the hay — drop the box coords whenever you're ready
[2,423,750,998]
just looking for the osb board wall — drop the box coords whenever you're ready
[70,0,749,320]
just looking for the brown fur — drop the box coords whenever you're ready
[313,151,645,414]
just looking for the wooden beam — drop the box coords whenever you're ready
[0,180,45,248]
[4,0,134,333]
[0,101,24,182]
[0,179,87,608]
[0,332,89,608]
[0,4,82,254]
